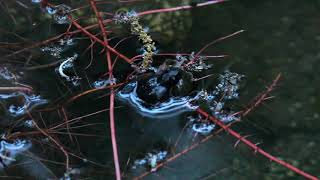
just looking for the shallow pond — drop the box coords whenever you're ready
[0,0,319,179]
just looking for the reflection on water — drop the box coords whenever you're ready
[0,92,47,117]
[0,138,31,168]
[118,82,198,118]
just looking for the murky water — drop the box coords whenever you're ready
[0,0,319,179]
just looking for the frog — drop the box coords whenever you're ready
[135,66,194,106]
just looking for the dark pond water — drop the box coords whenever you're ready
[0,0,319,179]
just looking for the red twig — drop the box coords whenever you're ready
[196,108,319,180]
[0,86,33,93]
[5,0,225,58]
[194,74,318,179]
[61,107,73,142]
[134,74,318,180]
[27,112,70,172]
[69,16,132,64]
[88,1,121,179]
[133,133,218,180]
[186,29,244,66]
[240,74,281,117]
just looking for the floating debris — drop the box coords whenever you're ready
[185,70,243,134]
[92,78,116,88]
[0,66,21,81]
[213,70,244,100]
[33,3,71,24]
[214,112,239,123]
[187,115,215,135]
[46,6,57,15]
[60,168,81,180]
[114,10,138,24]
[53,7,71,24]
[23,119,35,128]
[56,54,81,86]
[0,138,31,168]
[0,92,47,117]
[192,123,215,135]
[46,4,71,24]
[41,37,76,58]
[40,46,63,58]
[175,52,213,72]
[58,37,75,46]
[132,151,167,171]
[187,52,213,72]
[197,89,216,102]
